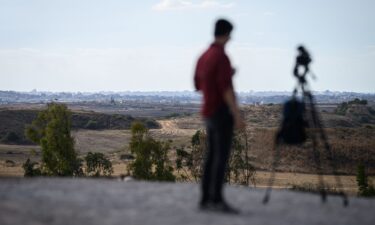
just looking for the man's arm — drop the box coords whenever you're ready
[223,88,246,130]
[194,57,202,91]
[217,55,245,130]
[194,73,200,91]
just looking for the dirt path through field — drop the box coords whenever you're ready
[155,119,196,136]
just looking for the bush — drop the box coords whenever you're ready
[165,113,180,118]
[5,160,16,167]
[22,158,41,177]
[335,98,368,115]
[357,163,375,197]
[349,98,367,105]
[84,152,113,177]
[176,129,257,185]
[335,102,348,115]
[1,131,20,144]
[128,122,175,181]
[120,154,135,161]
[144,119,161,129]
[226,131,256,186]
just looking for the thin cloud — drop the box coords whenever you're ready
[152,0,235,11]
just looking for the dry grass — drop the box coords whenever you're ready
[73,129,131,155]
[1,104,374,196]
[245,127,375,175]
[254,171,375,195]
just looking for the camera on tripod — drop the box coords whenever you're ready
[263,45,349,207]
[293,45,312,85]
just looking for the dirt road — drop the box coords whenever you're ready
[155,119,197,136]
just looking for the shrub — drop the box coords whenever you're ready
[84,152,113,177]
[5,160,16,167]
[335,98,369,115]
[22,158,41,177]
[144,119,161,129]
[357,163,375,197]
[226,131,256,186]
[189,130,206,181]
[120,154,135,161]
[165,113,180,118]
[176,129,257,185]
[1,131,20,144]
[128,122,175,181]
[349,98,367,105]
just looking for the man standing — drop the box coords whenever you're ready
[194,19,245,213]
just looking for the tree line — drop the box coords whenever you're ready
[22,103,374,197]
[22,102,257,185]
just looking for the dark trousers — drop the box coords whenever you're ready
[201,105,234,203]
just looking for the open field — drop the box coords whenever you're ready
[0,102,201,118]
[0,102,374,195]
[1,116,374,195]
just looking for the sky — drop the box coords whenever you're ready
[0,0,374,93]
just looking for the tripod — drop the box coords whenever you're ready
[262,46,348,207]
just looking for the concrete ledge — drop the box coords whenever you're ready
[0,178,374,225]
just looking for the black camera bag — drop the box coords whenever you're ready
[277,98,307,144]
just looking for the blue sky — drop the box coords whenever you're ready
[0,0,374,92]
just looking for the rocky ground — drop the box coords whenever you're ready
[0,178,374,225]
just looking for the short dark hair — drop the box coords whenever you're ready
[214,19,233,37]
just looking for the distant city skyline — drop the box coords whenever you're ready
[0,0,374,92]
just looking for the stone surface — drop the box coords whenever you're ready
[0,178,374,225]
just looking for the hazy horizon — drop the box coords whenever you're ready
[2,89,375,95]
[1,0,374,93]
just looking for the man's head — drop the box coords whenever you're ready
[214,19,233,44]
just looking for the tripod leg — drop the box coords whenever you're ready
[311,130,327,202]
[263,140,281,204]
[317,123,349,207]
[308,93,348,206]
[304,92,326,202]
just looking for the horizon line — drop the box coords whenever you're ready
[1,89,375,95]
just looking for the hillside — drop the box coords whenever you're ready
[0,108,160,145]
[1,102,374,177]
[236,104,375,174]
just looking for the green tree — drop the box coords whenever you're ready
[152,140,175,181]
[357,163,375,197]
[174,130,205,181]
[175,146,192,181]
[189,130,206,181]
[84,152,113,176]
[25,103,81,176]
[128,122,175,181]
[227,131,256,186]
[176,129,256,186]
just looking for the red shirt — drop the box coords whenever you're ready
[194,43,234,118]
